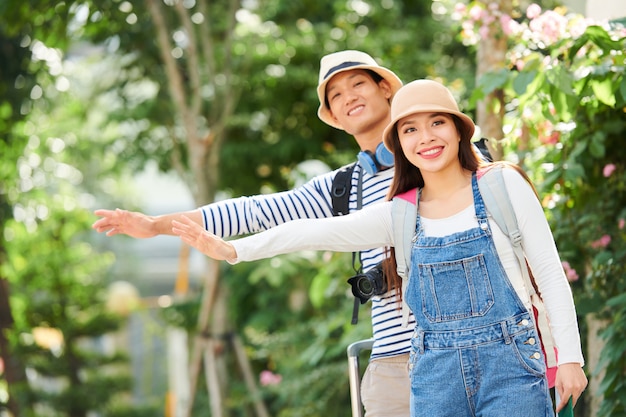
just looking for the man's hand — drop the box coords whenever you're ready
[92,209,159,238]
[93,209,204,238]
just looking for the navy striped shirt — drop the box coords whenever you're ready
[200,162,415,359]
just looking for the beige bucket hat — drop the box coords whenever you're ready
[317,50,403,129]
[382,79,475,152]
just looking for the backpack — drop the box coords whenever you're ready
[391,164,558,372]
[331,162,357,216]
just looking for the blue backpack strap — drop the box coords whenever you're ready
[391,191,417,327]
[478,165,557,367]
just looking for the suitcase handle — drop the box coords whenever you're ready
[347,339,374,417]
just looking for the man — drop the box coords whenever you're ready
[93,50,413,417]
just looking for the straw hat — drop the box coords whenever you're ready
[382,79,475,151]
[317,50,403,129]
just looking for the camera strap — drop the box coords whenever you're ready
[350,168,364,324]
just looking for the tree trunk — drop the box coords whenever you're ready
[475,1,512,162]
[145,0,260,414]
[585,314,607,417]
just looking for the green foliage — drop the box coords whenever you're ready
[159,250,370,416]
[224,251,371,416]
[0,6,164,411]
[3,200,138,416]
[185,0,477,196]
[1,138,148,416]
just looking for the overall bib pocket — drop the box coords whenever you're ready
[418,253,494,323]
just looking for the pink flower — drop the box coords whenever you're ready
[541,132,559,145]
[501,15,522,36]
[526,3,542,19]
[590,234,611,249]
[538,121,560,145]
[454,3,466,14]
[479,24,490,39]
[603,164,616,177]
[562,261,579,282]
[260,370,282,386]
[530,11,568,44]
[619,218,625,230]
[483,14,496,26]
[469,5,484,22]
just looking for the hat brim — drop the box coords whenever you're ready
[317,65,403,129]
[383,104,475,153]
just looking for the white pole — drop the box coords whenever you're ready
[167,327,190,417]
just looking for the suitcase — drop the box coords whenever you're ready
[347,338,375,417]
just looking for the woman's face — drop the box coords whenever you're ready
[396,111,461,176]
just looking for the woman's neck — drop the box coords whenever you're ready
[420,167,472,202]
[419,168,474,219]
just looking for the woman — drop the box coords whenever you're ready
[172,79,587,417]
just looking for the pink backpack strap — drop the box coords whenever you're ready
[476,166,491,180]
[396,188,417,204]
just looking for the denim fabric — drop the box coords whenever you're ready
[405,173,553,417]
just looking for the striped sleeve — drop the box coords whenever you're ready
[199,169,336,238]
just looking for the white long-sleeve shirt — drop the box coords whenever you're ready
[200,163,415,360]
[229,168,585,366]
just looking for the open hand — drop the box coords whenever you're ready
[172,215,237,262]
[92,209,158,238]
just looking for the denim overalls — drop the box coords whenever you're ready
[405,173,553,417]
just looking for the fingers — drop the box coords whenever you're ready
[569,386,585,408]
[172,216,201,241]
[172,216,233,260]
[555,364,587,412]
[172,216,192,233]
[171,221,186,236]
[92,210,115,232]
[93,209,115,216]
[555,395,569,413]
[92,209,132,236]
[173,219,204,254]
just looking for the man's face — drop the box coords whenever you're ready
[326,69,392,136]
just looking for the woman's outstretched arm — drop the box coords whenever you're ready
[172,202,394,264]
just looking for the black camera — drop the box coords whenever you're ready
[347,262,387,304]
